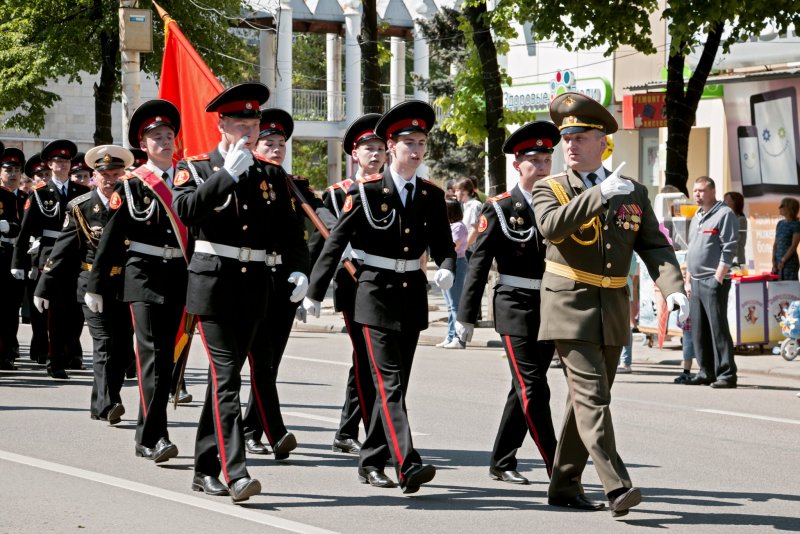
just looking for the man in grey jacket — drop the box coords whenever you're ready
[685,176,738,388]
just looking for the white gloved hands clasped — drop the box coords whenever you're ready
[33,296,49,313]
[10,269,24,280]
[666,292,690,323]
[302,297,321,319]
[223,136,253,179]
[455,321,474,343]
[84,292,104,314]
[599,161,634,202]
[433,268,454,291]
[288,272,309,303]
[0,220,9,234]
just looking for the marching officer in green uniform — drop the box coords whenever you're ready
[532,93,688,517]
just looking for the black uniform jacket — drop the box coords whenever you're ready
[306,168,455,332]
[87,171,187,304]
[12,180,89,271]
[0,187,21,262]
[458,185,546,337]
[172,148,307,318]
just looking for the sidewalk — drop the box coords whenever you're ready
[297,282,800,383]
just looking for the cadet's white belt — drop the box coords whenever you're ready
[360,252,421,273]
[129,241,183,260]
[497,274,541,290]
[42,229,60,239]
[194,240,282,265]
[0,236,16,245]
[347,248,365,261]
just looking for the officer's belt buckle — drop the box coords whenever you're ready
[162,246,175,260]
[238,247,252,262]
[266,253,277,267]
[394,259,407,273]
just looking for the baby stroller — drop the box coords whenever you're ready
[778,300,800,361]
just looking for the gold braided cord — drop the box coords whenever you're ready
[73,205,100,249]
[546,179,600,246]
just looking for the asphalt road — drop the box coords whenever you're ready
[1,325,799,533]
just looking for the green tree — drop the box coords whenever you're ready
[0,0,252,145]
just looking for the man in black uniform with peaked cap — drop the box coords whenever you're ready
[0,145,25,369]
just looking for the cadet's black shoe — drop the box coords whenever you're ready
[401,464,436,494]
[608,487,641,517]
[192,474,229,496]
[333,437,362,454]
[273,432,297,460]
[68,357,84,370]
[35,353,48,365]
[47,367,69,380]
[548,494,605,511]
[151,438,179,463]
[489,467,529,485]
[135,443,153,459]
[245,438,271,455]
[105,403,125,425]
[358,469,396,488]
[229,477,261,503]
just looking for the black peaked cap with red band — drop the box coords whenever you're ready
[70,152,91,174]
[259,108,294,140]
[24,153,47,178]
[375,100,436,140]
[129,148,148,169]
[206,82,270,119]
[42,139,77,161]
[0,147,25,168]
[502,121,561,156]
[343,113,384,155]
[128,99,181,148]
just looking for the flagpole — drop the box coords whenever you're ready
[151,0,169,21]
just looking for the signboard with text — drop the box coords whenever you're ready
[748,201,782,275]
[622,93,667,129]
[503,77,612,113]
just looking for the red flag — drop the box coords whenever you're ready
[155,2,223,160]
[658,295,669,350]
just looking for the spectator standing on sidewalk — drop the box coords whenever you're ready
[723,191,747,268]
[617,256,639,373]
[674,263,697,383]
[771,197,800,281]
[454,176,483,258]
[437,199,469,349]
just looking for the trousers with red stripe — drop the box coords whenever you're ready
[194,316,261,483]
[360,325,421,482]
[335,310,374,442]
[491,335,557,477]
[130,301,183,447]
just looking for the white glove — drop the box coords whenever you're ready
[666,292,690,323]
[10,269,24,280]
[223,136,253,179]
[599,161,634,201]
[433,269,455,291]
[27,239,40,255]
[302,297,321,318]
[28,267,39,280]
[288,272,309,303]
[84,292,104,314]
[295,305,307,323]
[455,321,474,343]
[34,296,49,313]
[0,220,9,234]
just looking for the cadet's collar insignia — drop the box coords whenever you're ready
[174,169,191,187]
[213,166,220,172]
[615,203,642,231]
[478,214,488,233]
[421,189,427,196]
[383,187,390,194]
[93,203,100,213]
[109,191,122,210]
[343,194,354,213]
[515,201,523,209]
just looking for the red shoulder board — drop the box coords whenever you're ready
[174,169,191,187]
[0,185,10,193]
[341,178,354,189]
[325,184,337,192]
[343,195,354,213]
[109,191,122,210]
[419,178,442,191]
[33,182,47,190]
[478,214,489,232]
[185,153,210,161]
[488,191,511,203]
[357,173,382,184]
[24,197,31,210]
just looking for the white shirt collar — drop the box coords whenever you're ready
[146,162,173,180]
[95,188,110,209]
[52,177,70,190]
[389,166,417,201]
[578,166,606,188]
[520,188,534,207]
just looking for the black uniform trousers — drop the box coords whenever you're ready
[0,250,24,362]
[491,335,557,477]
[691,277,737,383]
[195,315,260,483]
[242,277,298,446]
[130,300,183,447]
[84,299,133,417]
[25,277,49,361]
[335,308,374,441]
[47,293,84,370]
[359,325,421,483]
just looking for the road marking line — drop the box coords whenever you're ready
[283,411,430,436]
[697,409,800,425]
[0,449,337,534]
[284,355,350,367]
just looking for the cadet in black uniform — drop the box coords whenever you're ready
[457,121,561,486]
[0,144,24,370]
[12,140,89,378]
[303,101,455,493]
[35,146,134,423]
[173,83,308,503]
[19,154,47,363]
[86,100,186,463]
[69,153,93,187]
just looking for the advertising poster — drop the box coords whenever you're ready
[729,280,768,344]
[748,202,782,275]
[767,281,800,342]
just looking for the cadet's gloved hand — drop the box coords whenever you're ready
[455,321,474,343]
[223,136,253,179]
[303,297,320,318]
[295,305,307,323]
[10,269,24,280]
[433,268,454,290]
[28,267,39,280]
[84,292,104,314]
[0,220,9,234]
[27,239,40,255]
[666,292,690,323]
[33,296,49,313]
[288,272,309,303]
[599,161,634,201]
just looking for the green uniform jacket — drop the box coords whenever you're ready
[532,169,684,346]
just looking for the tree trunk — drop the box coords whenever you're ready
[93,29,118,145]
[463,1,505,196]
[361,0,383,114]
[664,22,723,194]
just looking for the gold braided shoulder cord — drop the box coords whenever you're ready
[73,205,100,249]
[545,179,600,246]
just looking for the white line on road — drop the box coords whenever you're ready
[284,355,350,367]
[697,409,800,425]
[0,449,338,534]
[283,411,430,436]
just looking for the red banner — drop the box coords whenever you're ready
[157,8,223,160]
[622,93,667,129]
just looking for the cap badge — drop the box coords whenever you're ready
[270,123,276,128]
[411,120,419,126]
[155,116,162,121]
[563,96,575,107]
[102,154,113,164]
[536,139,543,146]
[245,103,252,110]
[564,116,578,125]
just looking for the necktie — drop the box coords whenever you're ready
[162,171,169,182]
[587,172,599,187]
[404,182,414,209]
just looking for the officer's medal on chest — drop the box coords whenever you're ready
[615,203,642,232]
[261,180,276,203]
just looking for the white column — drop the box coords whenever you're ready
[259,29,276,104]
[326,33,343,183]
[390,37,406,107]
[343,2,362,127]
[276,0,293,171]
[412,19,429,101]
